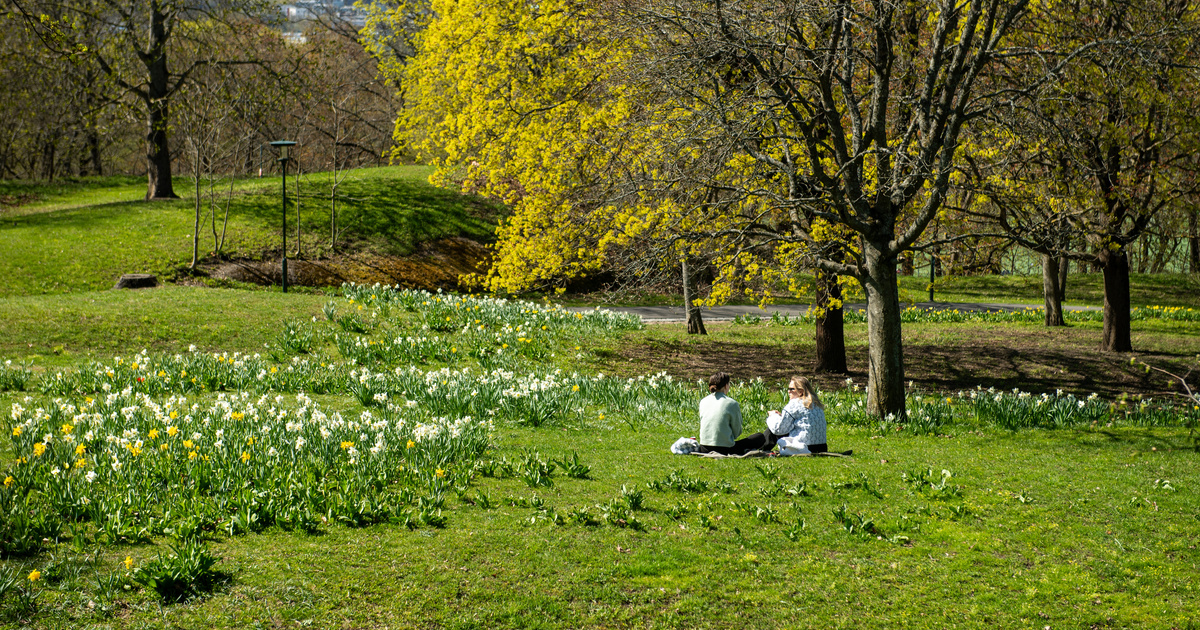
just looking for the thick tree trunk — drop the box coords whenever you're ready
[862,242,906,420]
[145,98,176,199]
[682,258,706,335]
[143,4,176,200]
[899,251,914,276]
[814,269,847,373]
[1099,248,1132,352]
[1042,253,1066,326]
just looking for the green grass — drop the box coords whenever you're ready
[0,166,504,297]
[2,422,1196,628]
[0,288,1198,628]
[0,287,329,369]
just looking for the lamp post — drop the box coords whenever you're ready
[270,141,297,293]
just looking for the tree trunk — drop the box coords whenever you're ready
[899,251,914,276]
[1042,253,1066,326]
[1190,211,1199,273]
[145,98,176,199]
[862,242,906,420]
[814,269,847,373]
[190,144,201,268]
[1058,255,1068,302]
[682,258,706,335]
[1099,248,1132,352]
[143,5,177,200]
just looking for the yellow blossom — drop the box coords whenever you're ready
[188,451,197,460]
[167,426,179,437]
[169,411,178,420]
[33,443,46,457]
[61,423,74,435]
[75,444,86,456]
[340,441,354,450]
[240,452,251,463]
[148,429,159,440]
[75,459,86,468]
[124,556,133,570]
[3,476,13,487]
[183,440,194,449]
[11,426,21,437]
[28,570,40,582]
[406,440,416,449]
[435,468,445,478]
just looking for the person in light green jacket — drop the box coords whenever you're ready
[697,372,777,455]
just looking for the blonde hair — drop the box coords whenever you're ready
[791,376,824,410]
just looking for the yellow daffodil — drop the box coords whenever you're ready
[28,570,40,582]
[75,444,86,456]
[435,468,445,478]
[11,426,21,437]
[148,429,159,440]
[406,440,415,449]
[240,452,251,463]
[169,411,178,420]
[183,440,194,449]
[33,443,46,457]
[124,556,133,570]
[167,426,178,437]
[3,476,13,487]
[61,423,74,435]
[75,459,86,468]
[188,451,197,460]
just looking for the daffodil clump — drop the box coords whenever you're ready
[0,389,491,555]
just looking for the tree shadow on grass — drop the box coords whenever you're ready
[615,337,1196,400]
[231,173,507,257]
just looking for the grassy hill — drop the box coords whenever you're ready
[0,166,504,297]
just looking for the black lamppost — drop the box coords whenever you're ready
[270,141,297,292]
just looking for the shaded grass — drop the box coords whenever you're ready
[0,166,505,297]
[563,272,1200,309]
[3,422,1197,628]
[610,319,1200,399]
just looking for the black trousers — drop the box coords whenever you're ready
[698,431,779,456]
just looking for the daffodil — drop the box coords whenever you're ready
[28,570,40,582]
[124,556,133,570]
[33,443,46,457]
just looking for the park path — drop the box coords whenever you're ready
[568,301,1101,323]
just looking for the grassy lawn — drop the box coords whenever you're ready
[0,286,1197,628]
[0,287,330,369]
[2,171,1199,628]
[0,166,503,297]
[1,420,1196,629]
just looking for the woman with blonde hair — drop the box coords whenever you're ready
[766,376,827,455]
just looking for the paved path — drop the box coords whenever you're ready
[569,301,1100,323]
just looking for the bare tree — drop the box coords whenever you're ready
[598,0,1042,417]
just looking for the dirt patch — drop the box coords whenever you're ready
[611,325,1199,399]
[197,237,490,291]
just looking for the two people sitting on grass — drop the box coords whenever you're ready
[696,372,827,456]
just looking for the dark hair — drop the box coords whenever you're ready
[708,372,731,393]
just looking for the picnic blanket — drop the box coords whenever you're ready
[689,449,853,459]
